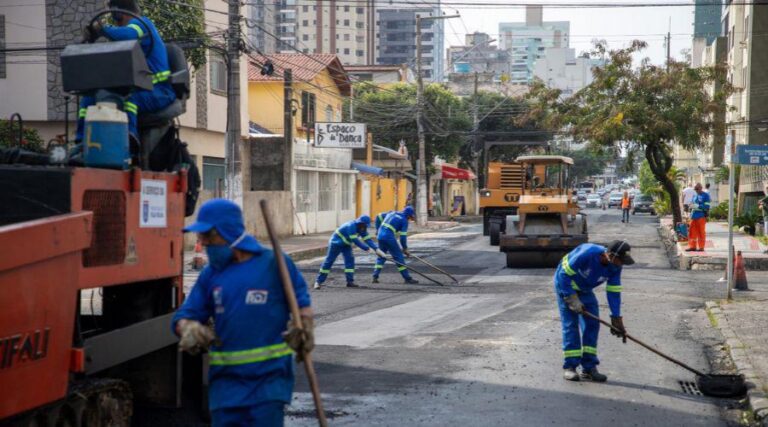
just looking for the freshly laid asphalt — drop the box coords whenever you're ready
[289,207,743,426]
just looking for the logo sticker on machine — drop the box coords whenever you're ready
[139,179,167,228]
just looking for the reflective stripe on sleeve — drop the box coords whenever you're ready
[124,101,138,114]
[605,285,622,293]
[127,23,144,38]
[152,70,171,84]
[561,255,577,276]
[209,342,293,366]
[78,108,87,118]
[363,235,373,241]
[571,280,581,292]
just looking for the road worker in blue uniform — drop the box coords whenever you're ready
[554,240,634,382]
[313,215,384,290]
[172,199,313,426]
[374,210,393,232]
[372,206,419,284]
[77,0,176,144]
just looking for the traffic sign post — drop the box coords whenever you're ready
[736,145,768,166]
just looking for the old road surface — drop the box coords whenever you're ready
[289,207,742,426]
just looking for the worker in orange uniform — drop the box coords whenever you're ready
[620,191,631,223]
[686,183,711,252]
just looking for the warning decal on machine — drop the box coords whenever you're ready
[140,179,167,228]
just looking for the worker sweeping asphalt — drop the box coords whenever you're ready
[372,206,419,284]
[313,215,385,290]
[171,199,314,426]
[554,240,634,382]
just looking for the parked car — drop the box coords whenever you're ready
[577,190,587,202]
[586,194,601,208]
[632,194,656,215]
[608,192,624,208]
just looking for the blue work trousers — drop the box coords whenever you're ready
[211,401,285,427]
[316,243,355,284]
[75,83,176,141]
[555,289,600,370]
[373,238,412,280]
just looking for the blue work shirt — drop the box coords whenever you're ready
[330,220,377,250]
[102,16,173,82]
[171,245,311,411]
[377,212,409,249]
[554,243,623,316]
[375,211,393,230]
[690,191,711,220]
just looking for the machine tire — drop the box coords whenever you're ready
[482,212,490,236]
[506,251,568,268]
[489,221,501,246]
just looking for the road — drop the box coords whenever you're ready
[289,207,739,426]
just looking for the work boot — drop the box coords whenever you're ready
[563,368,580,381]
[372,277,379,284]
[313,282,322,290]
[405,278,420,285]
[346,282,359,288]
[580,368,607,382]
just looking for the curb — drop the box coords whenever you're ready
[705,301,768,425]
[286,246,328,262]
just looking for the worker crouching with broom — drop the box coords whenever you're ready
[171,199,314,426]
[554,241,634,382]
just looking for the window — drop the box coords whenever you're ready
[357,7,364,14]
[302,20,308,26]
[344,33,350,41]
[202,157,225,193]
[344,5,350,12]
[356,35,364,42]
[302,5,308,11]
[325,105,333,121]
[318,173,335,211]
[210,53,226,93]
[344,19,350,26]
[302,34,309,41]
[0,15,5,79]
[301,91,316,128]
[356,50,364,57]
[341,175,352,210]
[296,171,313,213]
[356,21,364,29]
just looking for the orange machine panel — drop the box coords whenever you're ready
[0,212,92,419]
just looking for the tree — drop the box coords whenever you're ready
[143,0,207,70]
[524,41,732,225]
[349,82,470,173]
[0,119,45,153]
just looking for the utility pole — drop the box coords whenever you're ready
[665,17,671,71]
[283,69,293,192]
[415,13,460,226]
[225,0,242,203]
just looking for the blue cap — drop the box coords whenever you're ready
[402,205,415,218]
[356,215,371,227]
[184,199,263,253]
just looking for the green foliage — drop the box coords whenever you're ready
[142,0,207,70]
[653,197,673,216]
[714,164,739,190]
[735,207,761,235]
[0,119,45,152]
[524,40,733,226]
[710,201,729,220]
[349,82,471,171]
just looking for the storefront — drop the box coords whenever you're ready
[433,164,478,217]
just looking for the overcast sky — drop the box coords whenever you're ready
[446,2,697,65]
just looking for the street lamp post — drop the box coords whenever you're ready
[415,13,459,226]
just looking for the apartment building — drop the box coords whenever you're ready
[375,6,445,82]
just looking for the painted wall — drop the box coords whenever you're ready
[368,177,408,217]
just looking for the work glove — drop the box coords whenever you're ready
[375,248,387,258]
[563,294,584,314]
[610,316,627,343]
[82,21,103,43]
[283,316,315,363]
[177,319,215,355]
[403,248,411,257]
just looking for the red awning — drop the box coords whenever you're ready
[441,165,476,180]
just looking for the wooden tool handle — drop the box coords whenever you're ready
[259,200,328,427]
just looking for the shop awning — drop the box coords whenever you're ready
[352,162,384,176]
[441,165,476,180]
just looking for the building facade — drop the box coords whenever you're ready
[694,0,723,45]
[532,48,603,98]
[0,0,248,200]
[375,6,445,82]
[499,5,570,85]
[446,32,511,76]
[247,0,277,53]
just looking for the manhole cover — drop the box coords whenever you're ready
[679,380,703,396]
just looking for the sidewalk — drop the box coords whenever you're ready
[661,218,768,270]
[706,276,768,426]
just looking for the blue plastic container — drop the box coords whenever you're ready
[83,103,131,169]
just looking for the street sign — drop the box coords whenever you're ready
[313,122,367,148]
[736,145,768,166]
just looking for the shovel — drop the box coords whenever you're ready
[379,254,445,286]
[410,253,459,283]
[581,311,746,398]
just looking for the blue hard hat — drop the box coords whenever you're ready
[356,215,372,227]
[184,199,263,252]
[402,206,415,218]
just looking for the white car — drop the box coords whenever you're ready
[586,194,601,208]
